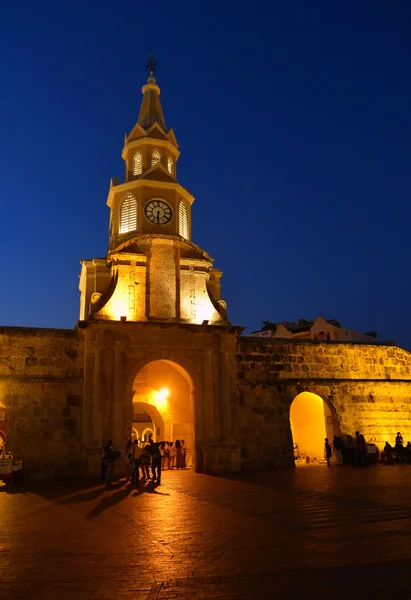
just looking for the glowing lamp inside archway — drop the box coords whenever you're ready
[150,387,169,410]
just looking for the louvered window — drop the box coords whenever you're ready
[167,157,174,175]
[179,201,188,239]
[119,194,137,234]
[133,152,142,175]
[151,150,161,167]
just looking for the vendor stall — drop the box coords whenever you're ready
[0,452,23,484]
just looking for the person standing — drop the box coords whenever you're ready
[396,432,404,446]
[181,440,187,468]
[395,432,404,461]
[125,440,133,483]
[333,435,343,465]
[324,438,332,466]
[149,438,162,484]
[355,431,367,466]
[168,442,175,469]
[101,441,107,482]
[140,444,151,480]
[103,439,116,487]
[132,439,141,485]
[163,442,170,470]
[175,439,184,469]
[160,442,166,471]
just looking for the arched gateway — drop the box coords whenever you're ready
[81,322,242,477]
[128,359,195,467]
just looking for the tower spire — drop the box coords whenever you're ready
[137,53,166,131]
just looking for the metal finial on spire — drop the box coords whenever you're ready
[146,53,157,77]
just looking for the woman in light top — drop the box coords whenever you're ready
[168,442,176,469]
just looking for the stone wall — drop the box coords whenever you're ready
[0,326,85,479]
[2,325,411,479]
[235,338,411,468]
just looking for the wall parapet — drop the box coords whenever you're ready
[237,338,411,382]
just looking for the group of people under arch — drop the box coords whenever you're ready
[323,432,369,466]
[101,437,188,488]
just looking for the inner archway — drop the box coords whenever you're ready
[131,359,194,468]
[290,392,335,464]
[133,402,164,442]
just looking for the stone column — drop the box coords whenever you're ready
[219,351,232,442]
[82,331,107,478]
[91,342,106,446]
[203,348,215,441]
[112,340,126,448]
[82,334,96,447]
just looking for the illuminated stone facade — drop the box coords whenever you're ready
[235,339,411,468]
[1,68,411,479]
[0,327,84,478]
[1,326,411,477]
[79,70,226,327]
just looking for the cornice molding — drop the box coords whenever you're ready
[106,178,195,207]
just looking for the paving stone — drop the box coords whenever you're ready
[2,465,411,598]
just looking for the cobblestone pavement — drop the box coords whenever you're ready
[2,464,411,599]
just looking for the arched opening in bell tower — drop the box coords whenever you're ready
[130,359,195,469]
[290,392,337,464]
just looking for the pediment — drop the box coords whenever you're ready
[141,163,175,182]
[127,123,146,142]
[167,128,178,148]
[146,122,168,141]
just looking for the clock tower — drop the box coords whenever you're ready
[79,57,228,326]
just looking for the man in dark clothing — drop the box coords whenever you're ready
[355,431,366,466]
[103,439,116,487]
[132,439,141,485]
[149,438,162,483]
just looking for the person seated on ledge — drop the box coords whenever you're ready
[382,442,394,465]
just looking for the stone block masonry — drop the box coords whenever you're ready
[1,324,411,478]
[235,338,411,469]
[0,326,85,479]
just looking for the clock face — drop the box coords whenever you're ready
[144,199,173,225]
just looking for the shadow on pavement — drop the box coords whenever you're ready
[132,480,170,498]
[0,481,30,495]
[86,480,169,519]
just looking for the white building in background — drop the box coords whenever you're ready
[250,316,378,343]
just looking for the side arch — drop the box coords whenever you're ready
[290,391,339,463]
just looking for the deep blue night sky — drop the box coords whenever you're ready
[1,2,411,347]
